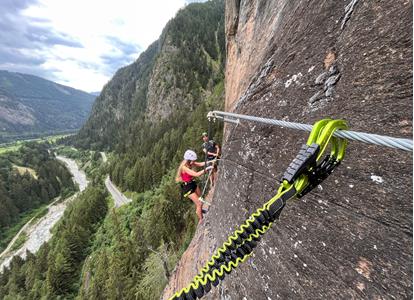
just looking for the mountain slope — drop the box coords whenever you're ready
[75,0,225,192]
[73,1,226,299]
[163,0,412,299]
[76,1,225,151]
[0,70,95,142]
[0,1,227,299]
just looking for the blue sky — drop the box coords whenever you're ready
[0,0,205,92]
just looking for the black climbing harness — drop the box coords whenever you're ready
[169,119,348,300]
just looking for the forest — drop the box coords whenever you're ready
[0,187,108,299]
[1,1,226,299]
[79,1,225,298]
[0,142,76,252]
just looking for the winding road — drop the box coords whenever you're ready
[105,176,132,207]
[100,151,107,163]
[0,152,131,271]
[100,151,132,207]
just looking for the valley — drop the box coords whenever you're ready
[0,0,411,299]
[0,70,95,143]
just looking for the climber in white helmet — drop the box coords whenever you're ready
[175,149,213,224]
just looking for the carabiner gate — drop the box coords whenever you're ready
[281,119,348,198]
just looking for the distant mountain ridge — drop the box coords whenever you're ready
[0,70,95,142]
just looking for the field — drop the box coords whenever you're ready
[0,143,21,154]
[0,133,75,155]
[12,165,38,179]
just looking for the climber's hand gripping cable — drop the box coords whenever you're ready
[169,119,348,300]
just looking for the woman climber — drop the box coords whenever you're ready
[175,149,213,224]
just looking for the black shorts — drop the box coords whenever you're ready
[181,180,197,197]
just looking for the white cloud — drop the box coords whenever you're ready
[3,0,196,92]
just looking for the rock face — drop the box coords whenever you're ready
[145,37,183,120]
[162,189,217,299]
[163,0,412,299]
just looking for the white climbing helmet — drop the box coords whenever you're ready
[184,150,197,161]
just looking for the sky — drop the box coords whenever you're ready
[0,0,205,92]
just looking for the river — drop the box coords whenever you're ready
[0,156,88,271]
[56,155,88,191]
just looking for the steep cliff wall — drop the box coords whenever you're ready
[163,1,412,299]
[76,1,225,151]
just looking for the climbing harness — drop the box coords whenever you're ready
[169,119,348,300]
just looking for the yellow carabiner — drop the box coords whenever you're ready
[315,119,348,162]
[169,118,349,300]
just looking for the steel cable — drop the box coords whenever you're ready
[208,111,412,152]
